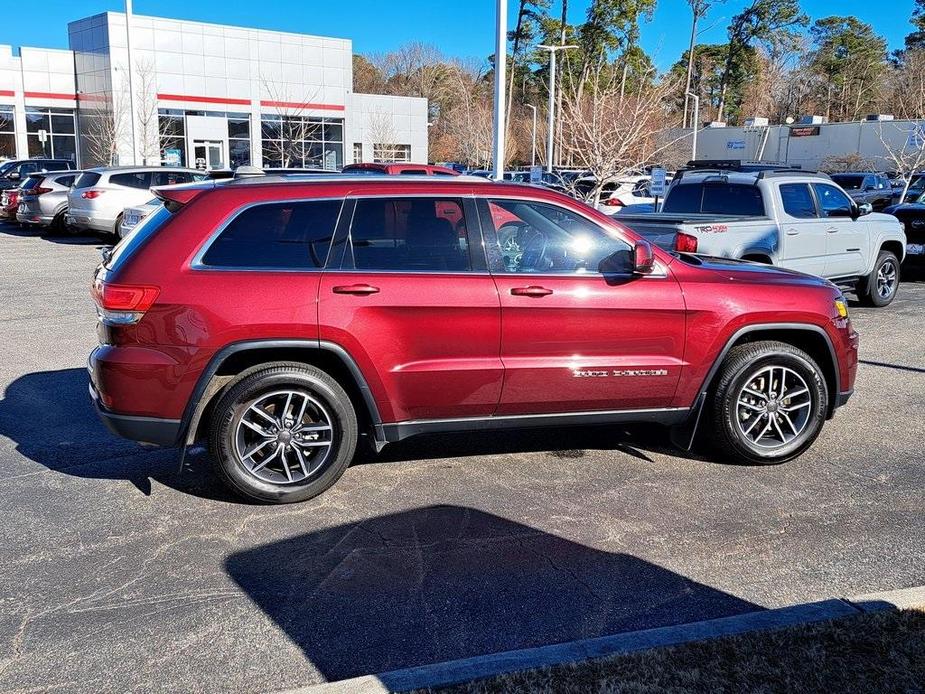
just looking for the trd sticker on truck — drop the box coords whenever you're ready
[692,224,729,234]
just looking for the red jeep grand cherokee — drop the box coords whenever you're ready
[89,175,858,503]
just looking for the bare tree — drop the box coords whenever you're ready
[559,66,683,205]
[134,59,162,165]
[260,79,323,168]
[81,84,128,167]
[877,122,925,201]
[368,111,401,161]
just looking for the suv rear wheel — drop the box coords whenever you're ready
[708,341,828,465]
[208,363,357,503]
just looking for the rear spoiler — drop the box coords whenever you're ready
[151,180,215,211]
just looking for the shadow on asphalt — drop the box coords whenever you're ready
[0,221,108,246]
[0,367,235,502]
[225,505,760,682]
[0,368,716,503]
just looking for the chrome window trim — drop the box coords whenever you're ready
[189,196,345,272]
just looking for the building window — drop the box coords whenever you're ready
[373,143,412,163]
[260,115,343,170]
[353,142,363,163]
[158,109,186,167]
[227,112,251,168]
[0,105,13,159]
[25,108,77,162]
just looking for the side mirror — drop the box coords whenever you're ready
[633,239,656,274]
[7,172,19,181]
[857,202,873,217]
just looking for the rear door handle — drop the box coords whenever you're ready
[333,284,380,295]
[826,227,839,234]
[785,228,799,236]
[510,286,553,297]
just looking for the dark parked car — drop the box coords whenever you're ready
[883,201,925,262]
[830,173,893,210]
[90,176,858,503]
[0,159,73,191]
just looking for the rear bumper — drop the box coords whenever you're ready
[66,211,115,233]
[89,380,181,447]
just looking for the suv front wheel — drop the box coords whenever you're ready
[708,341,828,465]
[208,363,357,503]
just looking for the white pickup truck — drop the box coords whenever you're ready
[617,169,907,306]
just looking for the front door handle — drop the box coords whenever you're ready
[826,227,839,234]
[511,286,553,297]
[333,284,380,295]
[785,228,799,236]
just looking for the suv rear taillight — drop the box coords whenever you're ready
[34,186,53,195]
[81,190,105,199]
[91,280,160,326]
[601,198,624,207]
[675,232,698,253]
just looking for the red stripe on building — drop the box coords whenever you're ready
[24,91,77,100]
[260,100,345,111]
[157,93,251,106]
[0,89,14,97]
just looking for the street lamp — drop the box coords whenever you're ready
[525,103,537,167]
[538,44,577,174]
[491,0,508,181]
[687,91,700,162]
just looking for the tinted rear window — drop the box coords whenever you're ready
[56,175,76,187]
[779,183,817,218]
[663,182,765,216]
[106,205,172,273]
[110,172,152,189]
[200,200,342,269]
[74,172,101,189]
[831,174,864,190]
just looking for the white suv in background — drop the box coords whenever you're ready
[67,167,206,236]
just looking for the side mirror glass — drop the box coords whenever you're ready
[633,239,656,274]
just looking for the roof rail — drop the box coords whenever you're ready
[756,169,830,180]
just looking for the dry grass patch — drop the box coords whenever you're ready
[417,608,925,693]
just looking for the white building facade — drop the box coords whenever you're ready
[0,11,428,169]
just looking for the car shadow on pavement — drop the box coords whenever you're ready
[0,367,235,502]
[225,505,760,683]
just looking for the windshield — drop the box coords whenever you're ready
[831,174,864,190]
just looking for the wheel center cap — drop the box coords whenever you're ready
[767,400,779,413]
[277,430,292,445]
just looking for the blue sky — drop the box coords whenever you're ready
[4,0,920,69]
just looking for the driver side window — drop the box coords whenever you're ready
[812,183,854,218]
[484,199,631,274]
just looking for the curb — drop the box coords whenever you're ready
[288,585,924,694]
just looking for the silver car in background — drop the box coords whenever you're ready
[16,170,81,232]
[66,167,206,237]
[118,197,160,238]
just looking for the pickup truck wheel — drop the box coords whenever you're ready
[858,250,900,307]
[708,341,827,465]
[208,362,357,504]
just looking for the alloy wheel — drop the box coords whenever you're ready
[233,389,334,484]
[876,259,897,299]
[735,366,812,450]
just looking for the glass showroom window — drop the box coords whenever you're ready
[26,108,77,162]
[353,142,363,163]
[158,109,186,166]
[0,105,14,159]
[373,143,412,163]
[261,115,343,169]
[227,112,251,167]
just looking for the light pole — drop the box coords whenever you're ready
[687,91,700,162]
[491,0,508,181]
[538,44,577,173]
[125,0,139,165]
[525,103,537,167]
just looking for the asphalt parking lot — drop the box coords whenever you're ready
[0,222,923,693]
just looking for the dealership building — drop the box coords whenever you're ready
[0,11,428,169]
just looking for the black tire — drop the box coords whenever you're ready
[112,214,123,240]
[208,362,357,504]
[858,250,900,307]
[49,210,67,235]
[707,341,828,465]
